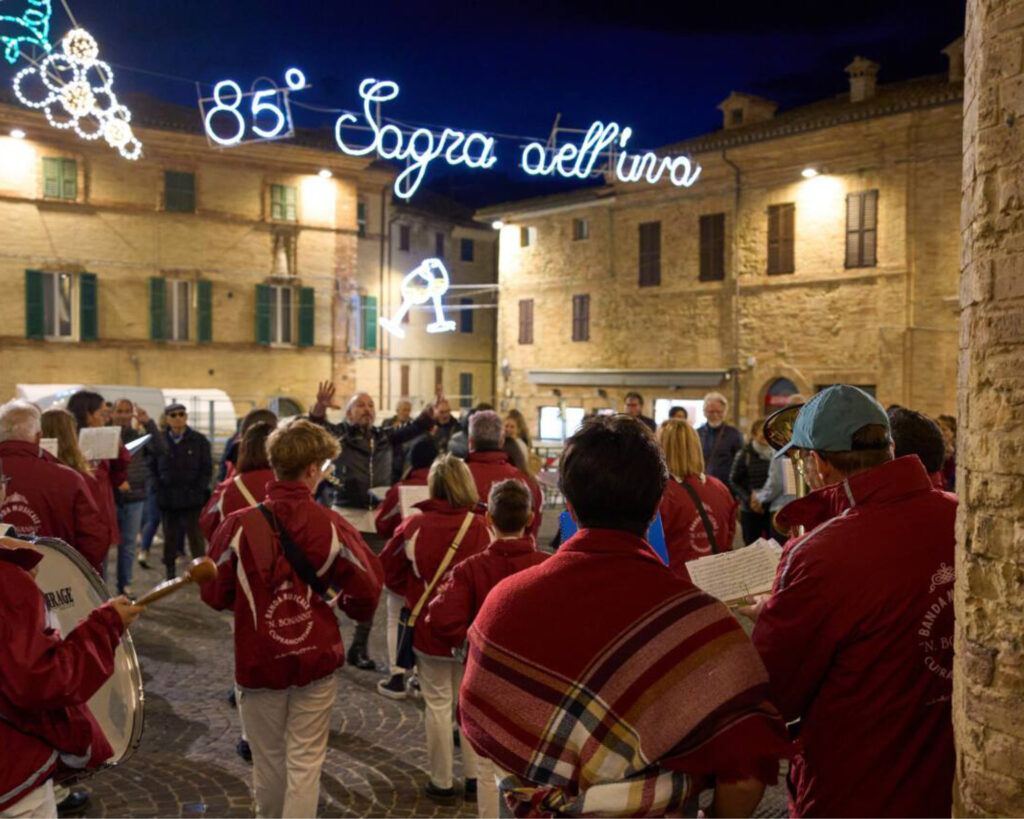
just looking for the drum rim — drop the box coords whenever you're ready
[32,537,146,765]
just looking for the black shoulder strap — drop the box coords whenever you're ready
[678,479,720,555]
[257,504,331,600]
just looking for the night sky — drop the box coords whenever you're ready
[56,0,966,205]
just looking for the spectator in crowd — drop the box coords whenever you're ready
[68,390,132,576]
[465,411,543,539]
[383,399,414,483]
[747,385,956,817]
[460,415,792,817]
[218,408,278,482]
[730,418,775,545]
[504,408,541,477]
[111,399,158,595]
[937,414,957,492]
[149,402,212,581]
[375,437,440,700]
[201,419,382,819]
[309,382,439,670]
[429,399,461,455]
[623,391,657,432]
[138,412,170,569]
[200,420,277,540]
[0,400,107,570]
[657,419,737,575]
[427,479,548,818]
[888,407,955,496]
[697,391,744,485]
[380,455,489,804]
[0,533,144,819]
[668,405,688,422]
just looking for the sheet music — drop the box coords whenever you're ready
[39,438,58,458]
[336,506,377,534]
[399,485,430,519]
[685,539,783,604]
[126,434,151,455]
[78,427,121,460]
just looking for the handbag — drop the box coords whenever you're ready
[678,478,720,555]
[395,511,475,669]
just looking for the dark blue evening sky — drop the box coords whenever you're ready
[59,0,966,204]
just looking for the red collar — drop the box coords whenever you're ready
[487,536,537,556]
[0,440,51,461]
[560,527,663,565]
[414,497,475,516]
[467,450,511,466]
[406,468,431,482]
[266,480,315,501]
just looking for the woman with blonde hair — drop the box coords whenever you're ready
[657,418,737,578]
[41,408,93,477]
[380,454,489,804]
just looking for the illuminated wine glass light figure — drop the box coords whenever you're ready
[379,258,455,339]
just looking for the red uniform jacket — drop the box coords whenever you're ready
[752,456,956,818]
[199,468,275,541]
[466,450,543,538]
[426,536,548,648]
[0,441,108,571]
[0,549,124,812]
[90,445,131,547]
[201,480,383,689]
[379,498,489,657]
[658,474,737,579]
[374,467,430,540]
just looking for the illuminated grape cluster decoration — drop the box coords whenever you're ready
[12,27,142,160]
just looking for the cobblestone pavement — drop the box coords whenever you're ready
[76,524,789,818]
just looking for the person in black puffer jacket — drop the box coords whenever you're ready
[729,418,775,545]
[111,399,159,594]
[148,402,212,580]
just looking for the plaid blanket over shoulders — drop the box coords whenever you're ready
[460,528,793,818]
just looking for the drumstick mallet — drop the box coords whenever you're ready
[135,557,217,606]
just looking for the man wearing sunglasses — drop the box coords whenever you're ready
[148,403,213,581]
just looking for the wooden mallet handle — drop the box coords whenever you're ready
[136,557,217,606]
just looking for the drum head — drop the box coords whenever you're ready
[32,538,144,767]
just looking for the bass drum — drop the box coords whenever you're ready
[32,537,145,768]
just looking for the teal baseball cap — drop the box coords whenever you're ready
[774,385,891,459]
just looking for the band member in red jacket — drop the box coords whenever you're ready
[379,455,489,804]
[751,386,956,818]
[657,419,737,578]
[0,400,108,570]
[0,532,143,817]
[200,421,277,540]
[426,479,548,818]
[201,419,383,819]
[464,411,542,539]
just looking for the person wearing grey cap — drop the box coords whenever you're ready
[148,402,212,581]
[744,385,956,818]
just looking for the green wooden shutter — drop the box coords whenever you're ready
[298,286,314,347]
[363,295,378,351]
[165,171,196,213]
[25,270,44,339]
[149,277,166,341]
[255,284,272,346]
[79,272,97,341]
[284,185,297,221]
[42,159,61,199]
[197,280,212,343]
[270,185,283,220]
[61,159,77,200]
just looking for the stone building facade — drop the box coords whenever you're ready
[0,95,496,421]
[479,46,964,438]
[956,0,1024,813]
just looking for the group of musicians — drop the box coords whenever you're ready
[0,382,957,819]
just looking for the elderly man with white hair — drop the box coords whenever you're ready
[0,399,108,570]
[309,382,441,669]
[697,391,744,487]
[465,410,543,539]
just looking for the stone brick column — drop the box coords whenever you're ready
[956,1,1024,814]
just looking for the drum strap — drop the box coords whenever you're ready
[234,475,259,508]
[256,505,333,604]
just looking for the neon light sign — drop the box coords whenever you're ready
[200,69,306,147]
[379,258,454,338]
[201,71,702,199]
[1,0,51,64]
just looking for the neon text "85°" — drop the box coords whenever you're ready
[204,68,306,147]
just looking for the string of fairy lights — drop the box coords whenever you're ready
[2,0,142,159]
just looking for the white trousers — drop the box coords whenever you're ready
[475,756,501,819]
[385,590,404,676]
[1,780,56,819]
[239,676,337,819]
[417,654,479,790]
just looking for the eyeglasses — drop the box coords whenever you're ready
[167,411,186,418]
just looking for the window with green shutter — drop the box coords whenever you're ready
[357,201,367,238]
[165,171,196,213]
[255,284,272,345]
[79,273,97,341]
[42,157,77,200]
[270,184,297,221]
[149,277,167,342]
[298,287,314,347]
[197,280,212,343]
[363,295,378,351]
[25,270,44,339]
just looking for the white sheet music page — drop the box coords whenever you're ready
[685,539,783,604]
[78,427,122,460]
[398,485,430,519]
